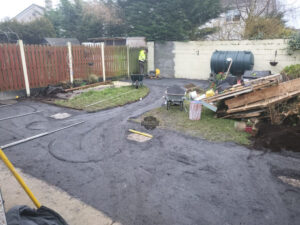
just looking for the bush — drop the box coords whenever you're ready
[281,64,300,80]
[73,78,86,87]
[288,32,300,51]
[244,17,293,40]
[88,74,99,84]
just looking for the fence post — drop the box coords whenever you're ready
[67,42,73,83]
[127,45,130,78]
[101,43,106,82]
[18,40,30,97]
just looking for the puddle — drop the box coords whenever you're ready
[127,133,152,143]
[50,113,71,120]
[141,116,159,130]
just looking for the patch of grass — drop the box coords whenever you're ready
[55,86,149,112]
[138,103,251,145]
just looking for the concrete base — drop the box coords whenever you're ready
[0,88,43,101]
[0,90,26,101]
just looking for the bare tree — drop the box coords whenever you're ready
[234,0,276,21]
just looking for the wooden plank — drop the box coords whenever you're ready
[8,44,18,90]
[35,45,42,87]
[0,45,9,91]
[226,78,300,109]
[221,110,265,119]
[0,45,5,91]
[198,100,217,112]
[11,45,21,90]
[227,89,300,113]
[40,45,46,86]
[53,47,59,84]
[64,80,112,92]
[205,75,281,103]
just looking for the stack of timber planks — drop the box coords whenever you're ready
[203,74,300,120]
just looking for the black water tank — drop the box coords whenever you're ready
[210,51,254,76]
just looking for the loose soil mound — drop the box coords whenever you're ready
[254,122,300,152]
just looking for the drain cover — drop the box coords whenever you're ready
[50,113,71,119]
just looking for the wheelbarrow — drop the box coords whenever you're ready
[130,74,144,88]
[165,85,186,111]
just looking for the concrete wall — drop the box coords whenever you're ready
[148,39,300,80]
[154,42,175,78]
[147,42,155,72]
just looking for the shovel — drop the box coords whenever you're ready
[0,148,68,225]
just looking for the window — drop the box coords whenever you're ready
[226,9,241,22]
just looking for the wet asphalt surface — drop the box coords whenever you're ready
[1,78,300,225]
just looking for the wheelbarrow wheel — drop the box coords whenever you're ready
[180,102,183,111]
[135,80,139,89]
[167,101,170,110]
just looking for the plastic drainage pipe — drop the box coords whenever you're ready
[129,129,153,138]
[0,121,85,149]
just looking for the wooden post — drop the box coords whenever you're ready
[127,45,130,78]
[101,43,106,82]
[18,40,30,97]
[67,42,73,83]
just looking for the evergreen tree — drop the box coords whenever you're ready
[118,0,221,41]
[0,18,56,44]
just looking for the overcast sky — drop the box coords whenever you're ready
[0,0,299,28]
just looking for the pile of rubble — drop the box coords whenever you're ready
[203,74,300,124]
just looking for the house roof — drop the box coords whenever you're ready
[14,4,45,19]
[88,37,145,42]
[44,38,80,46]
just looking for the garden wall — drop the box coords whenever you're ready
[148,39,300,80]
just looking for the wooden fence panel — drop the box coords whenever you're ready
[105,46,127,78]
[72,45,103,80]
[129,48,146,75]
[24,45,69,89]
[0,44,135,92]
[0,44,24,91]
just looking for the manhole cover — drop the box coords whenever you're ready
[50,113,71,119]
[127,133,152,142]
[141,116,159,130]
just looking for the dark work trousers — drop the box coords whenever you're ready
[139,60,145,75]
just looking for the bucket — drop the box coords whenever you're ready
[189,101,202,120]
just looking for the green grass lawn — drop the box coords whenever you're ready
[138,103,251,145]
[55,86,149,112]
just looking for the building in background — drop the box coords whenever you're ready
[14,4,45,23]
[201,0,278,40]
[85,37,147,48]
[42,38,80,46]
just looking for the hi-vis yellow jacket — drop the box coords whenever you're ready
[139,50,146,62]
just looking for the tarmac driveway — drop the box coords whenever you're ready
[0,78,300,225]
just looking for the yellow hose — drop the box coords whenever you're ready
[129,129,153,138]
[0,148,41,208]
